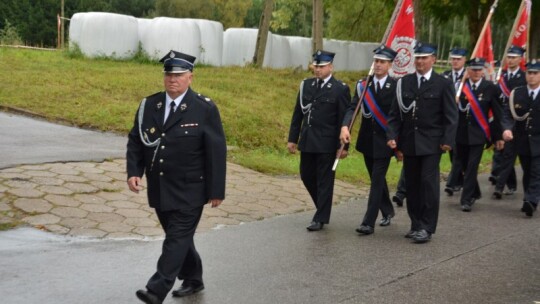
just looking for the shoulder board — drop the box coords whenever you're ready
[145,91,162,99]
[196,93,212,103]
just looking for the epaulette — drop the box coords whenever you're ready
[146,91,162,99]
[196,93,212,103]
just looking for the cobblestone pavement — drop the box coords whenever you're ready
[0,160,367,239]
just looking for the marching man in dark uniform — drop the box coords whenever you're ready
[443,47,468,195]
[387,42,458,243]
[502,59,540,217]
[453,58,507,212]
[287,50,351,231]
[127,50,227,304]
[340,45,397,235]
[491,45,527,198]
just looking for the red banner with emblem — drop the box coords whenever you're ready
[386,0,415,78]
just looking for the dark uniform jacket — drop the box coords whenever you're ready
[126,88,227,211]
[443,69,465,90]
[456,79,506,145]
[509,86,540,157]
[288,76,351,153]
[343,77,396,159]
[387,71,458,156]
[492,69,527,136]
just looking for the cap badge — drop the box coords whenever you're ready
[169,51,175,58]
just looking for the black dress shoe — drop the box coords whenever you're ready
[461,204,472,212]
[444,186,454,196]
[379,214,393,226]
[306,221,324,231]
[493,188,503,199]
[355,225,374,235]
[392,195,404,207]
[412,229,431,243]
[488,175,497,185]
[136,289,162,304]
[172,283,205,297]
[453,186,462,192]
[404,230,417,238]
[522,201,536,217]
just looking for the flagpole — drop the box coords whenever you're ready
[332,0,405,171]
[495,0,526,82]
[525,0,531,62]
[456,0,499,102]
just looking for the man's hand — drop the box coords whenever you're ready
[128,176,143,194]
[395,150,404,162]
[495,140,505,151]
[337,149,348,159]
[502,130,513,142]
[287,142,297,154]
[340,126,351,145]
[209,199,223,208]
[387,139,397,149]
[440,144,452,151]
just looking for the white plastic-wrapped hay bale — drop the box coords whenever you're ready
[222,28,271,67]
[287,36,312,69]
[69,12,139,59]
[68,12,86,50]
[268,34,291,69]
[140,17,201,61]
[348,42,379,71]
[184,19,223,66]
[137,18,152,45]
[323,39,350,71]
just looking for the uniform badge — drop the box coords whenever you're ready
[327,83,332,88]
[157,101,163,109]
[385,83,391,88]
[515,104,522,109]
[180,103,187,112]
[478,94,483,101]
[150,127,155,134]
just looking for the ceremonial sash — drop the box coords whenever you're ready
[357,81,388,131]
[462,82,491,140]
[498,76,511,98]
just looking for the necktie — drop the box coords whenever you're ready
[509,73,514,80]
[419,76,426,89]
[165,101,176,124]
[376,81,382,93]
[317,79,323,90]
[531,91,535,102]
[454,72,459,83]
[472,83,477,92]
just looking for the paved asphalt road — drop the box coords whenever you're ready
[0,112,126,169]
[0,111,539,303]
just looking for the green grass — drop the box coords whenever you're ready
[0,47,494,186]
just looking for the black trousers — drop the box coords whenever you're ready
[404,154,441,234]
[147,206,204,301]
[519,154,540,205]
[300,152,335,223]
[446,148,464,189]
[361,156,395,228]
[456,144,483,205]
[492,143,517,190]
[396,168,406,197]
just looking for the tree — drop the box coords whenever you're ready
[270,0,312,37]
[325,0,394,42]
[253,0,274,67]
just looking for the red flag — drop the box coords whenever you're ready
[476,23,494,64]
[386,0,416,78]
[503,0,530,69]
